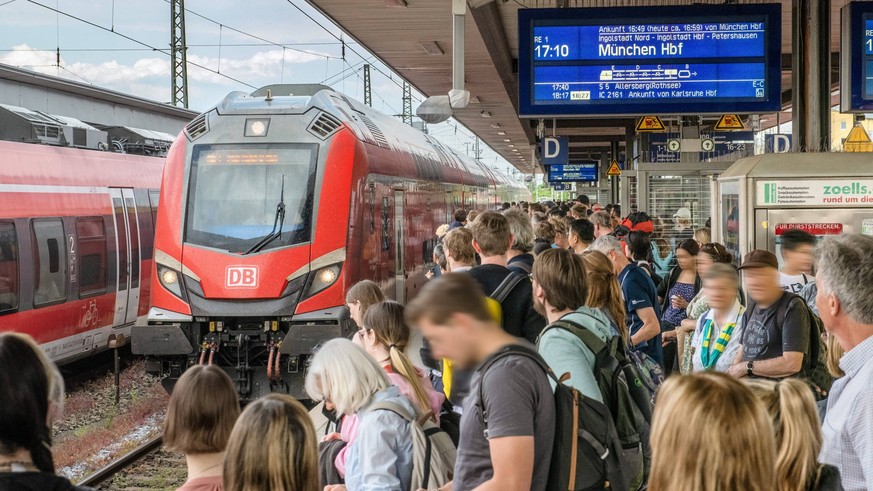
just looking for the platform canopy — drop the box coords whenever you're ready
[304,0,846,172]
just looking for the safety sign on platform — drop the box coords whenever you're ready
[844,125,873,152]
[714,114,745,131]
[606,160,622,176]
[635,116,666,132]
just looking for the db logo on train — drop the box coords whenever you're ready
[226,266,259,288]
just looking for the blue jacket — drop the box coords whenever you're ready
[345,386,415,491]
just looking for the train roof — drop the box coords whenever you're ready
[209,84,524,191]
[719,153,873,180]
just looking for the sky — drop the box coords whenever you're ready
[0,0,520,177]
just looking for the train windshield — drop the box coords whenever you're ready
[185,144,318,253]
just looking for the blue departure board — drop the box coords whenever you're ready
[548,162,599,182]
[866,19,873,99]
[840,3,873,111]
[518,5,782,117]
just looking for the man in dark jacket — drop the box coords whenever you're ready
[468,212,545,342]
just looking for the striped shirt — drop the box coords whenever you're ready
[821,334,873,491]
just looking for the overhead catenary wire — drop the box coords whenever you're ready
[23,0,259,89]
[160,0,339,60]
[284,0,423,105]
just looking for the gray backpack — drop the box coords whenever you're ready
[370,400,456,490]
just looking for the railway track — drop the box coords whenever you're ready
[78,436,164,488]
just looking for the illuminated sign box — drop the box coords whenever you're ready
[840,2,873,112]
[548,162,599,182]
[518,5,782,117]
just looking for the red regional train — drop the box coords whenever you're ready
[0,141,163,363]
[132,84,530,398]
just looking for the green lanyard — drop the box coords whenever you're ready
[700,310,741,369]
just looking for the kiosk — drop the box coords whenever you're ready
[714,153,873,266]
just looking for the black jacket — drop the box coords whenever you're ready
[0,472,94,491]
[507,253,534,275]
[657,266,702,321]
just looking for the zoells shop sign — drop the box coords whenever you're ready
[758,180,873,207]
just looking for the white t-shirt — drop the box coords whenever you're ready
[780,272,813,294]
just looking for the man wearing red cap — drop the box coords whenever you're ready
[728,250,810,380]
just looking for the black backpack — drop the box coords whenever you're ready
[547,320,654,491]
[767,293,833,399]
[477,345,629,491]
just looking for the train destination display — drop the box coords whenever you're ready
[518,5,782,117]
[548,162,599,182]
[840,2,873,112]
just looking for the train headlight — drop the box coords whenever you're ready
[306,263,342,297]
[157,264,185,299]
[319,268,337,285]
[161,269,178,285]
[245,118,270,137]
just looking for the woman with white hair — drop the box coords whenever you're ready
[306,338,415,491]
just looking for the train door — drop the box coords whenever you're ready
[394,190,405,303]
[110,188,142,326]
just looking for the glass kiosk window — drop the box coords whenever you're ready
[720,181,740,267]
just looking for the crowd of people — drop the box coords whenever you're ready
[3,195,873,491]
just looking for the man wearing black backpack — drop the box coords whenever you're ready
[729,250,812,380]
[406,273,555,491]
[468,211,545,343]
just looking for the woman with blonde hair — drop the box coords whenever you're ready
[358,301,443,419]
[327,301,445,480]
[223,394,318,491]
[345,280,384,328]
[649,372,776,491]
[693,227,712,247]
[745,378,843,491]
[581,249,628,345]
[164,365,240,491]
[306,338,416,491]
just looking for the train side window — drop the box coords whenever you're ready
[0,221,19,313]
[77,217,107,297]
[32,219,67,307]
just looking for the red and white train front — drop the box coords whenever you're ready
[133,87,360,398]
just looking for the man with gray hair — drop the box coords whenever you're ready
[591,235,663,365]
[503,209,535,275]
[818,234,873,491]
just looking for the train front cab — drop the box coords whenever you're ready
[133,95,362,399]
[714,153,873,268]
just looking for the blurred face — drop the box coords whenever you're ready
[419,315,480,369]
[815,276,840,338]
[676,248,696,271]
[696,253,715,277]
[532,281,547,317]
[593,224,607,238]
[604,249,622,274]
[348,301,362,326]
[554,232,569,249]
[703,276,736,310]
[784,244,815,273]
[743,267,780,303]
